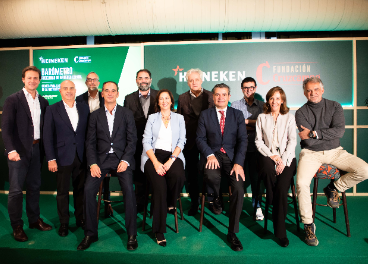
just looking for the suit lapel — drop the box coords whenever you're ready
[201,91,209,111]
[111,106,122,139]
[18,91,32,121]
[133,91,145,116]
[98,91,104,108]
[210,108,222,136]
[148,89,156,115]
[56,101,74,132]
[99,108,111,139]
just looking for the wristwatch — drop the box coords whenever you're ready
[309,131,316,139]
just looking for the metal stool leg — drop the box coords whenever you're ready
[199,183,206,232]
[291,178,300,232]
[142,180,150,231]
[178,197,184,220]
[264,193,269,235]
[341,192,351,237]
[97,181,103,222]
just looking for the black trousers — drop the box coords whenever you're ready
[183,146,200,207]
[258,155,296,239]
[84,154,137,237]
[56,152,85,224]
[7,143,42,227]
[144,149,185,233]
[204,151,244,233]
[244,151,261,207]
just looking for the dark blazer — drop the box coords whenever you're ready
[86,105,137,169]
[76,91,104,111]
[43,100,89,167]
[123,89,158,141]
[196,107,248,166]
[2,90,49,156]
[177,89,214,150]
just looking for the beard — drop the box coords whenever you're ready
[138,82,150,91]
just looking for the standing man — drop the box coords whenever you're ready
[124,69,158,211]
[177,68,214,216]
[196,83,247,251]
[78,81,138,251]
[2,66,52,242]
[231,77,264,221]
[43,80,89,237]
[296,77,368,246]
[76,72,112,217]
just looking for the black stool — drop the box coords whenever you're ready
[312,164,350,237]
[142,179,184,233]
[253,177,300,234]
[97,173,123,221]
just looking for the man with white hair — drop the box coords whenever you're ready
[177,68,215,216]
[296,76,368,246]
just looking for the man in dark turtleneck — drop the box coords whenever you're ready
[295,77,368,247]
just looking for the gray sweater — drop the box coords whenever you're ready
[295,98,345,151]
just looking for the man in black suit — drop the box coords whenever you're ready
[77,81,138,251]
[76,72,112,217]
[196,83,247,251]
[124,69,158,211]
[177,69,214,216]
[177,68,214,216]
[43,80,89,237]
[2,66,52,242]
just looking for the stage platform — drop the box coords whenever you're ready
[0,194,367,264]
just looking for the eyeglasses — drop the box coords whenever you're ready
[242,86,255,90]
[86,78,99,82]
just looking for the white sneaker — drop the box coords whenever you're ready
[256,208,264,221]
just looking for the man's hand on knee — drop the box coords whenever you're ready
[206,155,220,170]
[231,164,245,181]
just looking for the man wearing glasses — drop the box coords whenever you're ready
[76,72,112,218]
[231,77,264,221]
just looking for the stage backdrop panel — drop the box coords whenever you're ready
[357,40,368,107]
[144,41,353,107]
[33,46,141,106]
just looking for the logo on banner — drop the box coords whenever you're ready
[173,65,247,83]
[74,56,91,63]
[256,61,320,86]
[39,56,68,64]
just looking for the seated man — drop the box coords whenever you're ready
[77,81,138,251]
[196,83,247,251]
[295,77,368,246]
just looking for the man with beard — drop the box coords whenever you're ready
[124,69,158,211]
[76,72,112,218]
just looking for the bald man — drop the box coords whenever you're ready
[43,80,90,237]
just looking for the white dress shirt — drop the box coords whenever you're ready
[88,91,100,113]
[23,88,41,140]
[215,106,227,123]
[154,120,172,152]
[63,101,79,131]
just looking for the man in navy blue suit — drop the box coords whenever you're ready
[77,81,138,251]
[196,83,247,251]
[2,66,52,242]
[43,80,89,237]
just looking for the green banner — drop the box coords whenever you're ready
[145,41,353,107]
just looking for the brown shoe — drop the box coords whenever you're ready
[29,218,52,231]
[13,225,28,242]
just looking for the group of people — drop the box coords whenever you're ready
[2,66,368,252]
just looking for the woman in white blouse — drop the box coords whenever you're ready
[141,89,186,247]
[255,86,297,247]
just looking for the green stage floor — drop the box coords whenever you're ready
[0,194,367,264]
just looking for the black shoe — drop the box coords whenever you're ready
[13,225,28,242]
[188,205,199,216]
[58,224,69,237]
[77,236,98,251]
[209,197,222,215]
[167,207,176,215]
[227,233,243,251]
[105,204,114,218]
[29,218,52,231]
[323,185,340,209]
[278,237,289,247]
[127,235,138,251]
[76,219,85,230]
[155,233,166,247]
